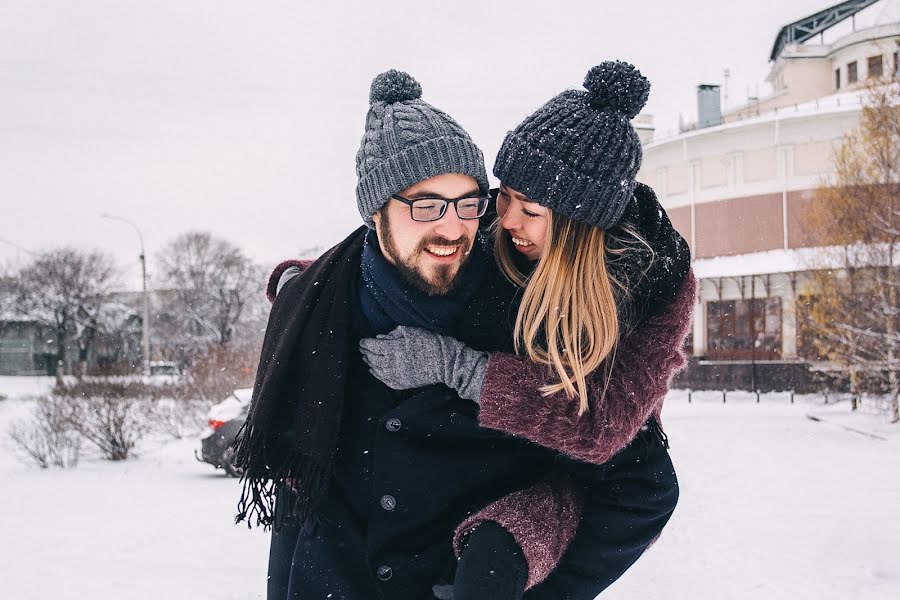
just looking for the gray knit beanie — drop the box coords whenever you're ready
[493,60,650,229]
[355,70,490,228]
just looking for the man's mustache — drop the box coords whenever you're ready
[415,235,471,254]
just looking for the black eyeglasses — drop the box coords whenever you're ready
[391,193,490,222]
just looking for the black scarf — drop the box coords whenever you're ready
[234,226,493,530]
[360,229,490,335]
[234,227,366,530]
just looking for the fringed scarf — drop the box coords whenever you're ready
[234,226,492,530]
[233,227,366,530]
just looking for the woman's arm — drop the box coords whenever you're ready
[477,269,695,464]
[453,420,679,596]
[360,269,695,464]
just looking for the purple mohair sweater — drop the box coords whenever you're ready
[452,269,696,589]
[265,261,696,591]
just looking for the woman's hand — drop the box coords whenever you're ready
[358,325,488,402]
[453,522,528,600]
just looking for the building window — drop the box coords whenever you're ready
[848,61,858,84]
[835,68,841,89]
[868,55,883,79]
[706,298,782,360]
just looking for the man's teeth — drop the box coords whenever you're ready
[512,237,533,247]
[426,245,458,256]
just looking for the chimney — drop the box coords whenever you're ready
[697,84,722,129]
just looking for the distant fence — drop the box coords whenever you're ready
[673,357,846,395]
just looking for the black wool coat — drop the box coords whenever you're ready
[263,230,679,600]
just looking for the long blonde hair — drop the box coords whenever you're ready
[494,211,654,415]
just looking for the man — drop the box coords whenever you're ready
[235,69,679,600]
[236,68,550,600]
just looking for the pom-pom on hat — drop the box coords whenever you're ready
[493,60,650,229]
[356,69,489,228]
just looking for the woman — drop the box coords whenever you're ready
[359,60,695,599]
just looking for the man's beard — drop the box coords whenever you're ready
[378,211,473,296]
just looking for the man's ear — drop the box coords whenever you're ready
[372,210,382,227]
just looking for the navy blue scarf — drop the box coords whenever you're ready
[360,229,490,335]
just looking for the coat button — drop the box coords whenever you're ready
[376,565,393,581]
[385,418,402,432]
[380,494,396,511]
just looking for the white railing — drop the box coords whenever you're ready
[647,92,866,145]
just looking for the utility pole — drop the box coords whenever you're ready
[101,214,151,376]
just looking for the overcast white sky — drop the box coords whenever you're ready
[0,0,886,289]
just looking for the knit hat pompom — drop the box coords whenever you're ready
[582,61,650,119]
[369,69,423,104]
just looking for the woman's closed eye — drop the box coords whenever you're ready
[496,190,510,216]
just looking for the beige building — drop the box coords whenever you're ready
[638,0,899,390]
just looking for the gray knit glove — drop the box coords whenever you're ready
[359,325,488,403]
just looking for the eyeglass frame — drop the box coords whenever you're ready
[390,192,490,222]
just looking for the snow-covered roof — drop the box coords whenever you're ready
[648,87,872,148]
[693,243,900,279]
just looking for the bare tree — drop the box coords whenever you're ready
[801,82,900,422]
[54,379,153,461]
[10,247,119,381]
[155,231,263,352]
[0,267,15,317]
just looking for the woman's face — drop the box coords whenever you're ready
[496,185,549,261]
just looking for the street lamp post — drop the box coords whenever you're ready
[101,214,151,377]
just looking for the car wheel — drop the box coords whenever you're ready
[222,446,244,478]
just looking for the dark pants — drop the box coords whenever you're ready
[267,524,301,600]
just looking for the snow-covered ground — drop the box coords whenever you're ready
[614,391,900,600]
[0,375,56,401]
[1,380,898,599]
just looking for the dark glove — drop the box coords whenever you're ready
[359,325,488,402]
[454,521,528,600]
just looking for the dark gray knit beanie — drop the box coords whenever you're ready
[356,70,489,228]
[493,60,650,229]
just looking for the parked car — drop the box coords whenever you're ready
[196,388,252,477]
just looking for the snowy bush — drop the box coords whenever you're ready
[147,398,211,439]
[53,379,154,461]
[178,342,258,404]
[8,395,81,468]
